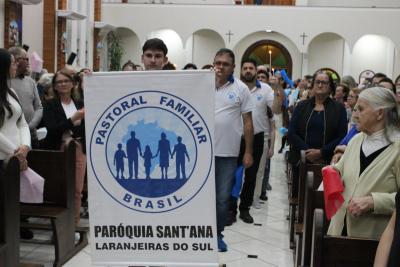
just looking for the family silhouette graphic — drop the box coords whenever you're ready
[171,136,190,179]
[155,132,171,179]
[113,143,127,179]
[113,132,190,180]
[142,145,157,179]
[126,131,142,179]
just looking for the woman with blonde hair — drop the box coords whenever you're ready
[41,71,85,225]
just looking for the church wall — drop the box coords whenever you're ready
[191,30,225,69]
[116,28,141,68]
[385,41,396,79]
[307,0,400,8]
[148,29,185,69]
[101,4,400,79]
[232,31,302,79]
[394,49,400,79]
[22,3,43,57]
[351,35,396,80]
[308,33,344,76]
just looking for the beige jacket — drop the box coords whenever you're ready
[328,133,400,239]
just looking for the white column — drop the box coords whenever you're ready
[185,34,194,65]
[393,48,400,80]
[86,0,94,68]
[77,0,85,67]
[301,52,309,77]
[342,40,351,76]
[385,41,395,79]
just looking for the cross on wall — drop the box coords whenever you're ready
[225,30,234,43]
[300,32,308,45]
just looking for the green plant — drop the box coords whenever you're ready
[107,31,124,71]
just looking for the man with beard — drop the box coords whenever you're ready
[227,58,273,225]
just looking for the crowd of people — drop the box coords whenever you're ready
[1,37,400,265]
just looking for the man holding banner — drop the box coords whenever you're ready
[85,37,219,266]
[214,48,254,252]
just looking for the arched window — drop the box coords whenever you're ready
[242,39,293,78]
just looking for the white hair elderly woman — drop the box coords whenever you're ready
[328,87,400,239]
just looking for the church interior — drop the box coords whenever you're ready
[1,0,400,266]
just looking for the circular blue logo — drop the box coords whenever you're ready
[227,92,237,101]
[89,91,213,213]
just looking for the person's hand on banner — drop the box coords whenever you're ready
[347,196,374,217]
[80,68,92,76]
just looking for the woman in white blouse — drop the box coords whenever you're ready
[0,48,30,171]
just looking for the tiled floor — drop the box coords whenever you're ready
[20,147,293,267]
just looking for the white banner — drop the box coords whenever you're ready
[84,71,218,266]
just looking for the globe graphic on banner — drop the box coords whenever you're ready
[106,107,197,198]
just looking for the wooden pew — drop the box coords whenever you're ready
[294,163,324,266]
[288,160,307,249]
[0,157,20,267]
[311,209,379,267]
[299,167,324,267]
[20,141,88,267]
[290,160,323,247]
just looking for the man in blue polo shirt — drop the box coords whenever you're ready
[214,48,254,252]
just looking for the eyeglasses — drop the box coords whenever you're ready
[55,79,72,85]
[314,80,329,86]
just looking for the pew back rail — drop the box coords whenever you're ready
[311,209,379,267]
[20,141,88,267]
